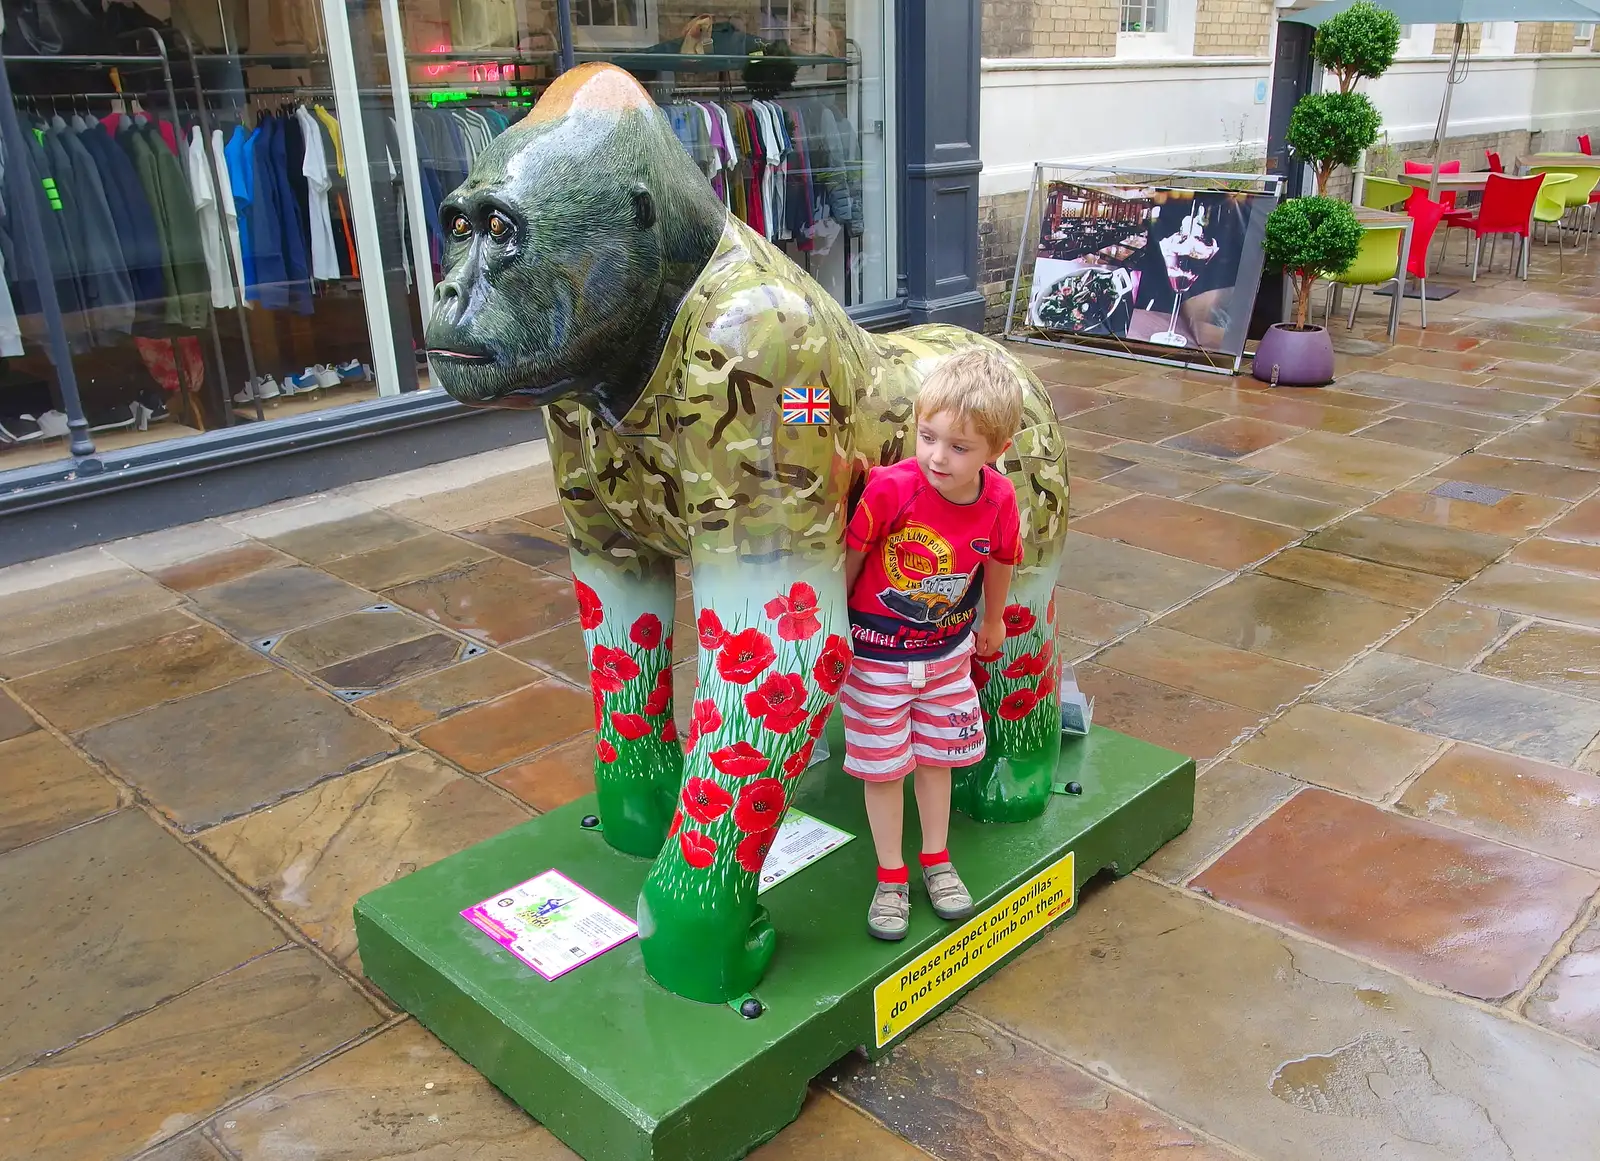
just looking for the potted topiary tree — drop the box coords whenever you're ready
[1289,0,1400,196]
[1252,194,1365,386]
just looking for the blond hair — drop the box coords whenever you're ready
[914,349,1025,454]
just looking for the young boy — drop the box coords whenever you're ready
[841,348,1025,941]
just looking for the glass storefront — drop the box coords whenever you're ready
[0,0,895,476]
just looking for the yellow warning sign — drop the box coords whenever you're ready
[873,851,1075,1047]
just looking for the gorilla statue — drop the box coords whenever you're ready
[425,63,1069,1005]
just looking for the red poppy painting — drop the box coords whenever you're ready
[811,633,852,695]
[997,688,1039,721]
[733,777,786,833]
[574,579,603,630]
[668,809,682,838]
[681,776,733,824]
[782,741,814,778]
[596,738,618,763]
[743,671,809,733]
[806,708,830,739]
[643,667,673,716]
[709,740,771,777]
[590,644,640,694]
[763,582,821,641]
[630,612,663,650]
[717,627,776,685]
[679,828,717,869]
[1002,604,1037,637]
[697,608,727,651]
[735,827,778,874]
[610,711,652,741]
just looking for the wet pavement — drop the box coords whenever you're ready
[2,242,1600,1160]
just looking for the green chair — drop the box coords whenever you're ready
[1528,164,1600,255]
[1532,173,1579,270]
[1360,176,1410,211]
[1323,223,1406,341]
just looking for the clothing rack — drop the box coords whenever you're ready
[1,30,241,449]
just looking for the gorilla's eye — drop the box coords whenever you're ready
[487,212,513,241]
[449,213,471,240]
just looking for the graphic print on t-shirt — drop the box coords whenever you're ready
[876,523,979,624]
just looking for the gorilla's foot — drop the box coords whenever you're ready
[592,746,678,857]
[637,872,776,1003]
[953,741,1059,823]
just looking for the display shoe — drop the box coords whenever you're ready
[334,359,372,382]
[0,415,43,443]
[256,376,282,400]
[35,410,70,438]
[315,364,341,388]
[286,368,322,394]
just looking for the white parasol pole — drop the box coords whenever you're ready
[1430,22,1465,200]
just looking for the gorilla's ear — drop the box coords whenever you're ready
[631,185,656,230]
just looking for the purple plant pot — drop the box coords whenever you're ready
[1251,323,1335,387]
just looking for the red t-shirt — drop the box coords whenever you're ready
[845,458,1023,661]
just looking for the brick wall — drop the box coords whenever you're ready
[1193,0,1273,57]
[982,0,1119,58]
[1514,22,1578,52]
[1434,23,1482,53]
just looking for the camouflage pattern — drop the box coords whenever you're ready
[546,216,1069,575]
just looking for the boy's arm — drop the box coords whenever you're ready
[974,562,1013,658]
[845,547,867,594]
[976,484,1024,658]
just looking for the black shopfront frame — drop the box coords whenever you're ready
[0,1,986,566]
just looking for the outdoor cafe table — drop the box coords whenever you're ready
[1397,171,1492,194]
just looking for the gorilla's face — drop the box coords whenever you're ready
[424,118,664,410]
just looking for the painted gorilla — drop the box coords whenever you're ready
[426,63,1069,1005]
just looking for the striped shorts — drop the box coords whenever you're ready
[840,640,986,782]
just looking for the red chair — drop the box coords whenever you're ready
[1485,150,1503,173]
[1403,190,1449,326]
[1580,134,1592,155]
[1406,158,1461,210]
[1448,172,1546,280]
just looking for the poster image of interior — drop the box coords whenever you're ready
[876,523,980,624]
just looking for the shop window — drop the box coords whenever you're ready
[571,0,658,49]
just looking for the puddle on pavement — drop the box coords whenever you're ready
[1355,987,1394,1010]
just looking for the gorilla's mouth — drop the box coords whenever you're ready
[426,348,496,365]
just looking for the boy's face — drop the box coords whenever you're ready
[915,410,1000,502]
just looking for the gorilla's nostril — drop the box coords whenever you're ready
[436,282,460,302]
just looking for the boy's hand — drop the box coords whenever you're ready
[974,617,1005,661]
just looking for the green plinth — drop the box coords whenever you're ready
[354,725,1194,1161]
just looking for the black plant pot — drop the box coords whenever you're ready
[1250,323,1335,387]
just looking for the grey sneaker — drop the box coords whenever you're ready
[922,861,975,921]
[867,880,910,941]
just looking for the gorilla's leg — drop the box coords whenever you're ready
[570,546,683,858]
[637,557,852,1003]
[954,555,1066,824]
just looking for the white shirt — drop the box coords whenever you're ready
[188,125,235,309]
[209,128,249,308]
[295,106,341,281]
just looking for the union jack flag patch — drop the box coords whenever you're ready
[781,386,831,425]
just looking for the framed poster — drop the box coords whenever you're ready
[1007,165,1283,373]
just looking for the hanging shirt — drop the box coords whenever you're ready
[210,128,249,307]
[52,116,136,340]
[75,116,165,312]
[189,125,234,309]
[264,115,313,314]
[224,125,258,298]
[246,124,289,310]
[294,106,340,280]
[0,243,23,357]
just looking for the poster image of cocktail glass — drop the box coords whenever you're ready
[1146,199,1220,347]
[1126,191,1256,351]
[1028,260,1140,336]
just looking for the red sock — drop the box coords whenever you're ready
[919,849,950,868]
[877,863,909,884]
